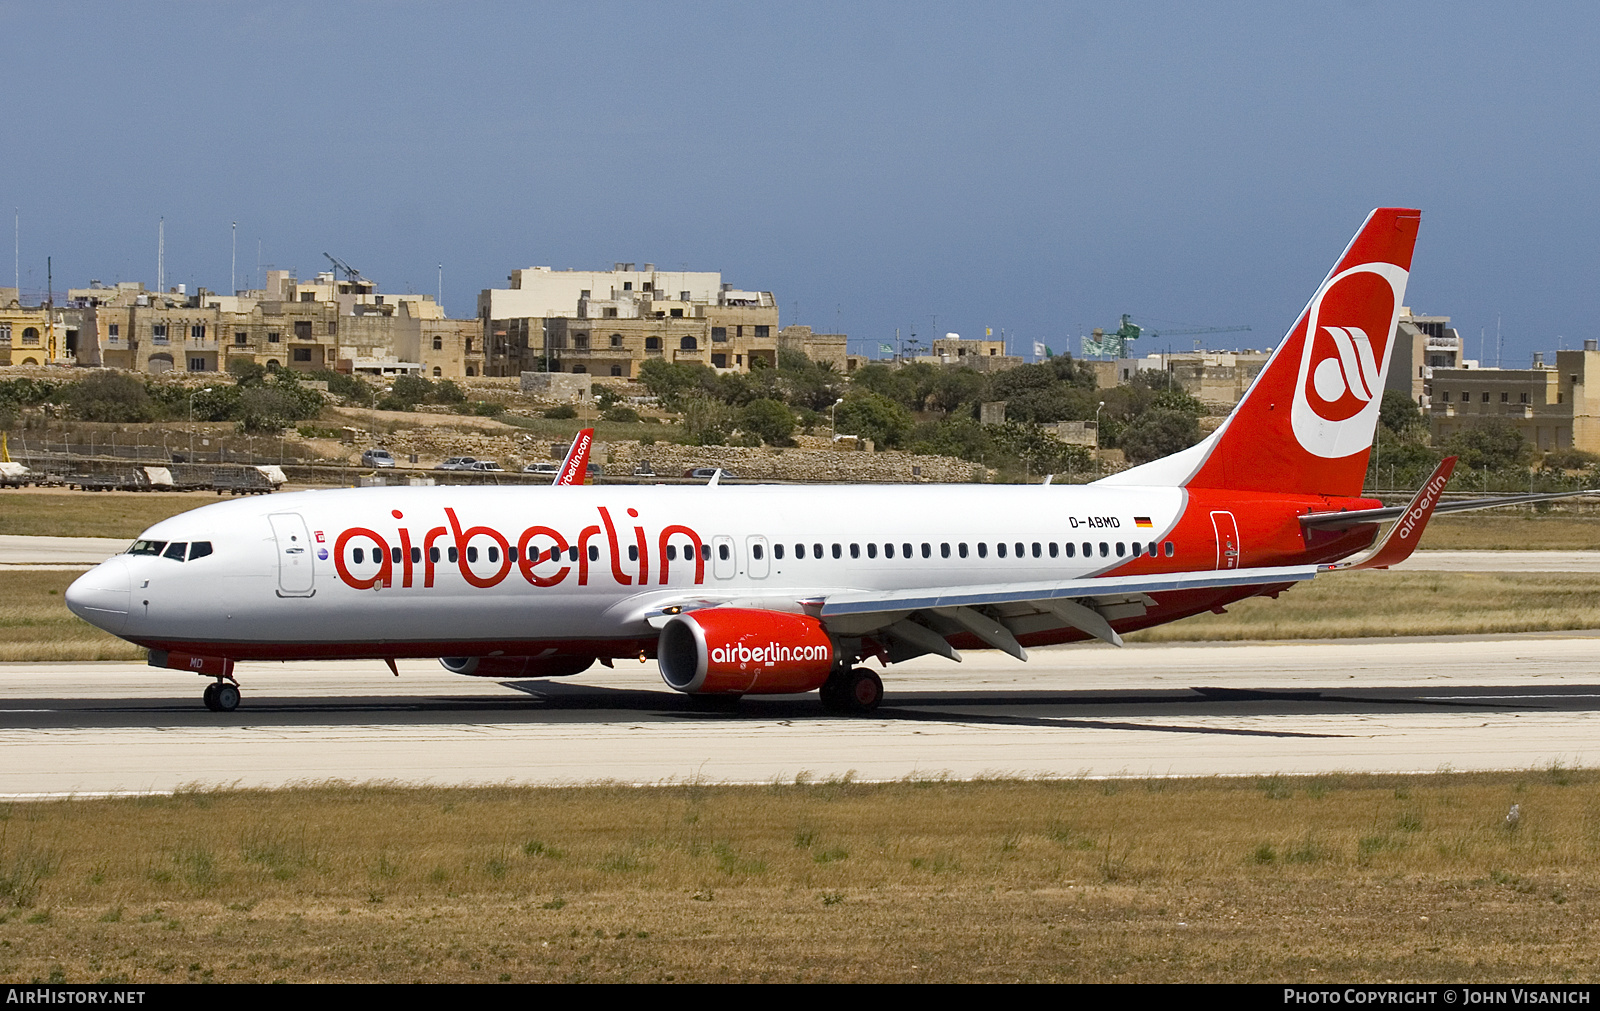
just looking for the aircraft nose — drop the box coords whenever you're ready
[65,557,132,635]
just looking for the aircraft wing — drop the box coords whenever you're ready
[817,563,1319,618]
[1301,487,1598,531]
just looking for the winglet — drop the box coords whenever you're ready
[553,428,594,487]
[1324,455,1456,571]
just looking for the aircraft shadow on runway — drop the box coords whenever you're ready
[0,680,1596,733]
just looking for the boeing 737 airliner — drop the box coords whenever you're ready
[64,209,1547,714]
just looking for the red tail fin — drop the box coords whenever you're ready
[1106,209,1421,497]
[554,428,594,486]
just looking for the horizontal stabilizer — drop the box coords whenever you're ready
[1321,456,1455,571]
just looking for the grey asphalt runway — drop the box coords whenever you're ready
[1,632,1598,795]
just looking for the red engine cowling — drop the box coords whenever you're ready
[439,655,594,678]
[657,608,837,695]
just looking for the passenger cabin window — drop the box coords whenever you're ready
[958,543,968,558]
[794,544,805,558]
[996,543,1006,558]
[850,544,860,559]
[866,544,876,558]
[977,543,988,558]
[751,544,763,560]
[1064,543,1075,557]
[718,543,730,561]
[774,544,784,560]
[1164,541,1175,557]
[832,544,842,559]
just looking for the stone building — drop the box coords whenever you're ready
[914,333,1022,372]
[1101,350,1272,408]
[55,272,485,379]
[478,262,784,377]
[0,288,69,367]
[776,325,849,371]
[1387,308,1466,408]
[1429,343,1600,453]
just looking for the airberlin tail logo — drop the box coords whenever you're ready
[1290,260,1409,459]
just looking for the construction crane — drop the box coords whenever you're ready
[322,252,366,285]
[1080,315,1250,359]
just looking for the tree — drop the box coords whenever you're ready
[389,374,434,407]
[227,359,267,387]
[1117,408,1201,464]
[1379,389,1424,435]
[683,397,736,445]
[739,398,795,445]
[67,373,156,423]
[1444,420,1530,472]
[234,388,302,433]
[834,391,914,448]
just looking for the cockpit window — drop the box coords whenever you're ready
[163,542,188,561]
[128,540,168,556]
[188,541,213,560]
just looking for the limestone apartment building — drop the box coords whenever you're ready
[1430,343,1600,453]
[478,262,847,378]
[1,274,484,379]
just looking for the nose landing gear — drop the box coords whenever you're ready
[202,679,240,712]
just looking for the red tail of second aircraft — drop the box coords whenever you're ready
[553,428,594,487]
[1117,208,1421,499]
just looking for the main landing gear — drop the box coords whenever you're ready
[202,679,240,712]
[820,666,884,714]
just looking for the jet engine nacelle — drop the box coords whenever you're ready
[439,655,594,678]
[657,608,837,695]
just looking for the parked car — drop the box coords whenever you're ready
[435,456,478,471]
[468,461,504,472]
[523,462,560,475]
[683,467,734,480]
[361,448,396,468]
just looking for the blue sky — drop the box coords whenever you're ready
[4,2,1596,366]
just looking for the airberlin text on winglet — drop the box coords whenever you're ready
[331,504,706,590]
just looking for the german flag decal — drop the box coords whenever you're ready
[1134,517,1153,528]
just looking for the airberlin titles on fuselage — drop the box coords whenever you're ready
[326,503,1162,592]
[331,504,707,591]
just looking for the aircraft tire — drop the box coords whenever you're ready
[202,683,220,712]
[214,684,240,712]
[820,668,883,713]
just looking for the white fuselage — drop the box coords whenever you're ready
[67,483,1188,659]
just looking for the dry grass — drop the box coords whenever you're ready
[0,491,210,539]
[1420,512,1600,550]
[0,571,144,662]
[1128,571,1600,642]
[0,773,1595,982]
